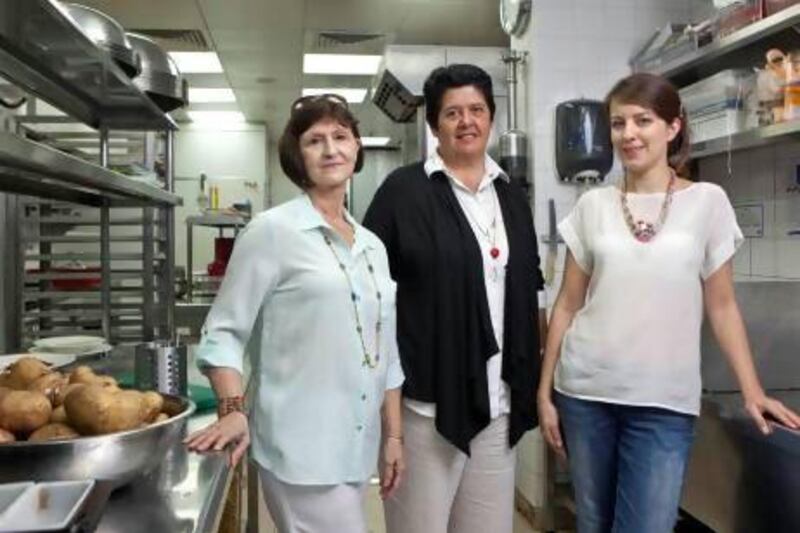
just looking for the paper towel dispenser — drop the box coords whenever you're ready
[555,99,613,183]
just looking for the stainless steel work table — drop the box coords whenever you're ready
[63,350,235,532]
[87,412,232,533]
[682,390,800,533]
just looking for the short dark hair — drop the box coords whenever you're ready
[605,73,691,177]
[278,98,365,189]
[423,64,496,131]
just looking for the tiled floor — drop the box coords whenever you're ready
[256,482,542,532]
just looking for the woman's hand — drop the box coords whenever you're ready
[538,391,566,461]
[744,391,800,435]
[184,411,250,467]
[379,436,404,500]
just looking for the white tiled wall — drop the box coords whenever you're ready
[701,140,800,281]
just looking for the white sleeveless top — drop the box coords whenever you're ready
[555,182,743,415]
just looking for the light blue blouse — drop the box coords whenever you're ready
[195,194,404,485]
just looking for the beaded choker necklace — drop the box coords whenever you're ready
[620,170,676,243]
[321,232,382,369]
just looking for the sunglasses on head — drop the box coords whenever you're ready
[291,93,348,111]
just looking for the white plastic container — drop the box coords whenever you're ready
[0,483,33,515]
[0,480,95,532]
[680,69,756,115]
[689,107,749,143]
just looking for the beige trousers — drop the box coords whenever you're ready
[384,407,517,533]
[259,466,367,533]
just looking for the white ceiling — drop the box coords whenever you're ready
[75,0,508,139]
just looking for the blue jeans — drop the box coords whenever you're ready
[555,392,696,533]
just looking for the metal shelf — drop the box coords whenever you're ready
[23,235,160,243]
[0,132,181,206]
[186,212,249,228]
[646,4,800,86]
[691,120,800,158]
[0,0,177,131]
[25,252,165,261]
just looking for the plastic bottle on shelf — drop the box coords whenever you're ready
[211,185,220,210]
[196,173,209,212]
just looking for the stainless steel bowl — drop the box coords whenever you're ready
[59,3,141,78]
[0,394,195,488]
[126,32,188,112]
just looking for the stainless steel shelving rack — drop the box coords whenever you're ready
[642,4,800,159]
[0,0,182,348]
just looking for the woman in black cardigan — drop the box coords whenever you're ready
[364,64,544,533]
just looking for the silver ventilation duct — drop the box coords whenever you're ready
[371,46,508,123]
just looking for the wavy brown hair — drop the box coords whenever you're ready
[605,73,690,177]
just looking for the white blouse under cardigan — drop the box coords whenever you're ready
[555,182,743,415]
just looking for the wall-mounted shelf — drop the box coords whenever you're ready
[691,120,800,159]
[0,0,176,131]
[0,132,181,206]
[645,4,800,86]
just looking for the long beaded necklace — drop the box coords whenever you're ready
[620,170,676,243]
[321,232,382,369]
[461,187,503,281]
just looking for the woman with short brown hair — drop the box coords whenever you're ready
[186,94,404,533]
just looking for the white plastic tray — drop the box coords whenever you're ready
[0,480,95,532]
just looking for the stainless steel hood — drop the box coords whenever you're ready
[371,45,508,123]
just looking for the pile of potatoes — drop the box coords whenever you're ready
[0,356,171,444]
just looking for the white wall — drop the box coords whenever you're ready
[511,0,695,508]
[174,124,268,274]
[700,141,800,281]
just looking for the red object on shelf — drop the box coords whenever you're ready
[207,237,235,277]
[718,0,765,38]
[27,267,102,291]
[764,0,800,15]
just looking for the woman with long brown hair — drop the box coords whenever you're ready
[536,72,800,532]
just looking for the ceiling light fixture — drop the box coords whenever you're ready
[168,52,223,73]
[360,137,391,147]
[302,88,368,104]
[187,111,246,124]
[188,88,237,103]
[303,54,382,75]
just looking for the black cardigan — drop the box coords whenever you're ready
[363,162,544,453]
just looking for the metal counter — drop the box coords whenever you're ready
[60,349,234,532]
[88,413,232,533]
[682,391,800,533]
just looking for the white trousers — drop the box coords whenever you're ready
[384,407,517,533]
[259,467,367,533]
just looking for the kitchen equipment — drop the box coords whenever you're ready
[31,335,107,355]
[0,483,33,514]
[126,32,188,112]
[717,0,765,37]
[0,480,95,532]
[765,0,800,15]
[58,3,140,78]
[0,394,195,488]
[499,51,530,196]
[134,341,188,396]
[26,265,102,291]
[555,99,613,183]
[207,236,235,277]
